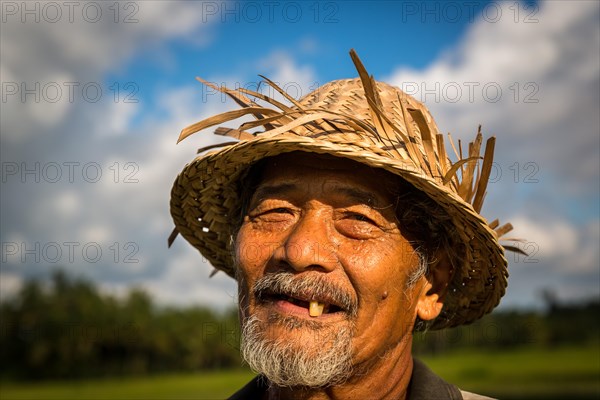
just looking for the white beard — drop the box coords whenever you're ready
[240,314,354,388]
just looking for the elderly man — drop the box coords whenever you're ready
[169,50,518,399]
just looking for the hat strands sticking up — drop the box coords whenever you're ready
[169,49,524,330]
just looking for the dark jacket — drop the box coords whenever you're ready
[228,358,493,399]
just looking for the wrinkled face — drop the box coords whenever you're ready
[235,152,430,387]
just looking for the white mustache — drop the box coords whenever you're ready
[253,271,358,318]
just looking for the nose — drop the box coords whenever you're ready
[273,209,339,273]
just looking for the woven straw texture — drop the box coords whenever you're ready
[169,50,521,330]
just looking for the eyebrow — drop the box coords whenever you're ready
[251,183,298,202]
[335,187,383,208]
[252,182,387,209]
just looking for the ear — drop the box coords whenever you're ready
[416,253,454,321]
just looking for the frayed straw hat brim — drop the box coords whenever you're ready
[169,50,522,330]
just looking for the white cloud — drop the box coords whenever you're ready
[102,101,140,137]
[385,0,599,307]
[2,0,596,312]
[507,215,599,276]
[80,225,112,244]
[1,35,316,307]
[54,190,82,219]
[139,247,237,309]
[509,215,578,260]
[256,50,318,100]
[572,222,600,274]
[0,1,219,143]
[386,1,600,194]
[0,1,225,301]
[114,50,315,307]
[0,273,23,301]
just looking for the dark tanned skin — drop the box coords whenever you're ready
[235,153,452,400]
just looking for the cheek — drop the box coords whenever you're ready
[234,228,262,312]
[342,241,421,360]
[235,226,281,310]
[237,276,251,321]
[341,238,413,294]
[341,238,421,333]
[235,226,275,270]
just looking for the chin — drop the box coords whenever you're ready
[241,313,355,388]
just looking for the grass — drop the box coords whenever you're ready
[420,344,600,399]
[0,370,256,400]
[1,344,598,400]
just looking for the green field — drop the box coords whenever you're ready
[1,345,598,400]
[420,345,600,399]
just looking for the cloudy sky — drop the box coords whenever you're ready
[1,0,598,311]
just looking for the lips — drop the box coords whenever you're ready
[258,290,345,317]
[252,272,357,319]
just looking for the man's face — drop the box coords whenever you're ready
[235,152,430,387]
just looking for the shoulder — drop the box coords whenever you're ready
[410,359,496,400]
[409,358,462,399]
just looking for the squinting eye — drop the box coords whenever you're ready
[268,207,292,214]
[335,211,384,239]
[347,213,374,224]
[248,205,295,225]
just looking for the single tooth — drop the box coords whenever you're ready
[309,301,325,317]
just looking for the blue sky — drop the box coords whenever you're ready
[1,0,598,312]
[112,1,526,104]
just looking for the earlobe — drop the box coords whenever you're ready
[416,253,454,321]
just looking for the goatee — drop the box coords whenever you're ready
[241,314,354,387]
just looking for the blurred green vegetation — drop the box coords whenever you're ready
[0,370,256,400]
[0,271,241,380]
[412,296,600,355]
[422,344,600,400]
[0,270,598,399]
[0,345,598,400]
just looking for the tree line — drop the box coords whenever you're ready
[413,297,600,355]
[0,271,241,380]
[1,271,598,380]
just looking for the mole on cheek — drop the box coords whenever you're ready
[381,291,389,300]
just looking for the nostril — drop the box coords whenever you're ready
[280,239,339,272]
[270,212,339,272]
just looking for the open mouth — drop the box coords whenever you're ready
[260,292,344,317]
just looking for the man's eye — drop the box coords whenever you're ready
[266,207,292,215]
[346,212,375,224]
[250,206,295,222]
[335,211,384,240]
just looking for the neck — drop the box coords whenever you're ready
[266,335,414,400]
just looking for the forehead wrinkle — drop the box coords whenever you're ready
[253,156,400,212]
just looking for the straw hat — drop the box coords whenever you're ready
[169,50,522,330]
